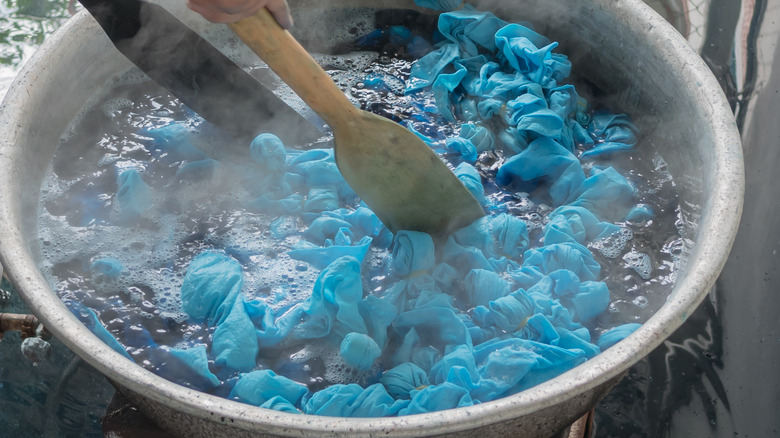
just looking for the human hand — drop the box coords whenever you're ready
[187,0,293,27]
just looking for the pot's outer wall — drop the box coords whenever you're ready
[0,0,743,437]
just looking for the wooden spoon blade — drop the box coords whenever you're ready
[334,111,485,237]
[229,9,485,238]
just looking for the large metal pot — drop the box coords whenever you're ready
[0,0,743,436]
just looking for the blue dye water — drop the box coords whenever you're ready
[33,12,683,416]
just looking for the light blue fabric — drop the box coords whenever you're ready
[581,113,638,158]
[250,133,287,172]
[380,362,430,399]
[72,303,133,360]
[90,257,124,280]
[464,268,511,307]
[596,323,642,350]
[230,370,309,409]
[150,345,221,391]
[454,162,486,204]
[294,256,368,340]
[303,383,409,417]
[391,231,436,278]
[471,288,535,334]
[626,204,655,223]
[414,0,464,11]
[288,235,373,270]
[445,123,494,162]
[544,206,621,245]
[340,332,382,371]
[212,295,258,371]
[116,169,151,222]
[393,307,471,349]
[180,251,243,327]
[401,382,474,415]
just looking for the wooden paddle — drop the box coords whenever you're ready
[228,9,485,238]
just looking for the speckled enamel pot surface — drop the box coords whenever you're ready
[0,0,743,436]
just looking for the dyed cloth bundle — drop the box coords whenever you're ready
[82,2,647,417]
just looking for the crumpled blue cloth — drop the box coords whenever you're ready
[445,123,495,162]
[303,383,409,417]
[581,113,638,158]
[464,268,510,307]
[380,362,430,399]
[596,323,642,350]
[294,256,368,340]
[250,133,287,172]
[180,251,242,327]
[391,230,436,277]
[150,345,221,391]
[180,252,258,371]
[70,303,133,360]
[454,162,486,204]
[93,4,654,419]
[230,369,309,410]
[544,206,620,245]
[401,382,474,415]
[116,169,151,222]
[414,0,464,11]
[90,257,124,280]
[340,332,382,371]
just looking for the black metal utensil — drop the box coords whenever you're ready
[78,0,323,145]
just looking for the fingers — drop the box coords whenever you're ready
[264,0,293,28]
[187,0,293,27]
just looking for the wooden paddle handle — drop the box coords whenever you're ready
[228,9,360,127]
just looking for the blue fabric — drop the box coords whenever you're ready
[72,303,133,360]
[445,123,494,162]
[414,0,464,11]
[180,251,243,327]
[391,231,436,277]
[464,268,510,307]
[581,113,638,158]
[303,383,409,417]
[102,4,655,418]
[250,133,287,172]
[230,370,309,409]
[150,345,221,391]
[544,206,620,245]
[116,169,151,222]
[288,235,373,270]
[472,289,535,334]
[212,295,258,371]
[401,382,474,415]
[294,256,368,339]
[596,323,642,350]
[340,332,382,371]
[454,162,486,204]
[90,257,124,280]
[626,204,655,223]
[245,300,304,348]
[393,307,471,349]
[380,362,430,399]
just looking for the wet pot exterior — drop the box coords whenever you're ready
[0,0,743,437]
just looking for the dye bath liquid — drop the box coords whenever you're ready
[36,7,684,416]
